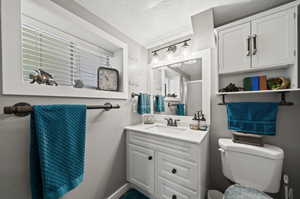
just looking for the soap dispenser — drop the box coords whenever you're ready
[199,111,208,131]
[190,111,201,130]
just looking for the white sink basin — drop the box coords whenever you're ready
[146,125,187,134]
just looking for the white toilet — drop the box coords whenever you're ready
[218,138,284,199]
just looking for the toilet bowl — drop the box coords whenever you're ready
[218,138,284,199]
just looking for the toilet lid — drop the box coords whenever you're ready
[224,184,272,199]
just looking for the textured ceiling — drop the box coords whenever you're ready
[214,0,295,27]
[74,0,295,48]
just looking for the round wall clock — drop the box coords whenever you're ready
[97,67,119,91]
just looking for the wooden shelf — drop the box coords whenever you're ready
[217,88,300,95]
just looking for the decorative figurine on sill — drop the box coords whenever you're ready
[74,79,84,88]
[29,69,58,86]
[219,83,244,92]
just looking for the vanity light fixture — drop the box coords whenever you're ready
[150,38,191,64]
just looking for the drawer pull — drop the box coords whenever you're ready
[148,156,153,160]
[171,168,177,174]
[172,195,177,199]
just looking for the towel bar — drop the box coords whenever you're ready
[131,92,140,98]
[3,102,120,117]
[218,92,294,106]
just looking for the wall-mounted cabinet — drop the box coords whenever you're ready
[216,2,299,94]
[218,8,296,74]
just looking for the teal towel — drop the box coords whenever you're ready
[120,189,149,199]
[226,102,279,135]
[137,93,151,114]
[30,105,87,199]
[176,104,185,116]
[154,95,165,112]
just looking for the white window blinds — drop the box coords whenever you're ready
[22,20,112,89]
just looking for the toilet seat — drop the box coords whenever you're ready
[224,184,272,199]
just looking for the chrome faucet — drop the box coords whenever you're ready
[164,118,180,127]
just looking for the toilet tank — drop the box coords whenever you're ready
[218,139,284,193]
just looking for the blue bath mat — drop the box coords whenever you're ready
[120,189,149,199]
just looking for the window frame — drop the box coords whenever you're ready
[1,0,129,99]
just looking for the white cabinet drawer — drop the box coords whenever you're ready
[127,131,199,162]
[158,153,197,190]
[157,177,197,199]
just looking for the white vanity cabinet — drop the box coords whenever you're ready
[126,129,209,199]
[218,7,296,74]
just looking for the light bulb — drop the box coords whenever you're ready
[181,41,190,58]
[151,51,159,64]
[166,46,176,61]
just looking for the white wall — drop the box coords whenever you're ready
[0,0,149,198]
[191,9,215,51]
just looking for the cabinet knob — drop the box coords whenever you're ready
[171,168,177,174]
[148,156,152,160]
[172,194,177,199]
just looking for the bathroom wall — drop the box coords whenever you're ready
[0,0,149,199]
[191,9,215,51]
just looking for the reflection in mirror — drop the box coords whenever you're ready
[152,59,202,116]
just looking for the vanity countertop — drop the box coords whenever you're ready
[125,123,208,144]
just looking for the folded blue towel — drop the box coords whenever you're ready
[154,95,165,113]
[30,105,87,199]
[176,104,185,116]
[226,102,279,135]
[137,93,151,115]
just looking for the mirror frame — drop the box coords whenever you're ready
[149,49,211,124]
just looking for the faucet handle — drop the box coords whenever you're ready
[164,118,171,125]
[174,119,180,126]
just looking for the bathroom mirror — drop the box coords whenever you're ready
[151,58,202,116]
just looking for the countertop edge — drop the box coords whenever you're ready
[124,124,209,144]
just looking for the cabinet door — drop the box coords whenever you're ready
[218,22,251,74]
[127,144,155,194]
[252,8,295,68]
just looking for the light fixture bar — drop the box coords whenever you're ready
[152,39,191,54]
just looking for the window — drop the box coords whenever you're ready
[1,0,128,99]
[22,16,113,89]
